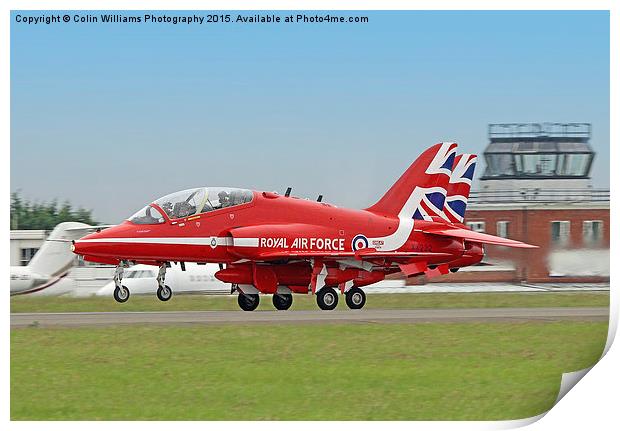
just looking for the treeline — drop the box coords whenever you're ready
[10,192,97,230]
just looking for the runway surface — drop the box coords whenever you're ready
[11,307,609,328]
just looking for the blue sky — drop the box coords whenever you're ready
[11,10,609,223]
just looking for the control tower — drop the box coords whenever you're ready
[479,122,595,194]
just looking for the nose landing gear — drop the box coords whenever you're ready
[156,263,173,302]
[113,285,130,303]
[157,285,173,301]
[112,261,130,303]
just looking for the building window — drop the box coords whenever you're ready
[466,221,485,233]
[583,220,603,247]
[551,221,570,246]
[20,248,38,266]
[496,221,510,238]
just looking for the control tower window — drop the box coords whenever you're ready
[482,124,595,180]
[515,154,557,176]
[485,154,515,177]
[556,154,591,176]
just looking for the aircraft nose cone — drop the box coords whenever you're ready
[72,237,88,256]
[72,229,110,257]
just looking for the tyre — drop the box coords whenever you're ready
[316,287,338,311]
[449,267,459,273]
[157,285,173,301]
[272,293,293,310]
[238,293,260,311]
[345,287,366,310]
[113,285,130,303]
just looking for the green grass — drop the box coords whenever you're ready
[11,321,607,420]
[10,291,609,313]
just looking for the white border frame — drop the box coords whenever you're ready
[2,2,617,430]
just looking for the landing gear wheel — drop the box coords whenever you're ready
[157,285,172,301]
[113,285,130,303]
[317,287,338,311]
[345,287,366,310]
[238,293,260,311]
[272,293,293,310]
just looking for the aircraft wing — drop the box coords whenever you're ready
[419,225,538,248]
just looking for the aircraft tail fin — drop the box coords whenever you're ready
[27,222,92,278]
[365,142,457,219]
[444,154,477,223]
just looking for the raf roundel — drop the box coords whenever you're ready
[351,234,369,251]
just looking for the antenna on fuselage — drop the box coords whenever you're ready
[285,187,292,197]
[317,195,323,202]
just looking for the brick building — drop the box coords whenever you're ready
[435,123,609,283]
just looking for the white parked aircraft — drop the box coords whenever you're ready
[10,222,94,296]
[96,263,228,298]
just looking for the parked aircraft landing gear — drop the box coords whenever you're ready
[272,293,293,310]
[317,287,338,310]
[156,263,172,302]
[113,261,130,303]
[238,293,260,311]
[345,287,366,310]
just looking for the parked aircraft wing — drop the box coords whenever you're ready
[420,226,538,248]
[64,224,116,231]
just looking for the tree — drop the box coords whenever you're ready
[10,192,98,230]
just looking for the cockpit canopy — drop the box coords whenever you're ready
[128,187,253,224]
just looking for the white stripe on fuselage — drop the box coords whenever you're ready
[233,238,259,247]
[76,237,233,246]
[77,237,262,248]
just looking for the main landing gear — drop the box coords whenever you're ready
[238,293,260,311]
[272,293,293,310]
[232,285,366,312]
[112,261,130,303]
[316,286,367,310]
[345,287,366,310]
[156,263,172,302]
[316,287,339,310]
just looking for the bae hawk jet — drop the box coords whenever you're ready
[73,143,536,311]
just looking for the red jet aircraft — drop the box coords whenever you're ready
[73,143,536,311]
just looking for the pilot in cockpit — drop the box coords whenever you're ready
[218,191,231,208]
[173,201,195,218]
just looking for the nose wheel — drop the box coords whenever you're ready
[113,285,130,303]
[112,261,130,303]
[345,287,366,309]
[156,263,173,302]
[157,285,173,301]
